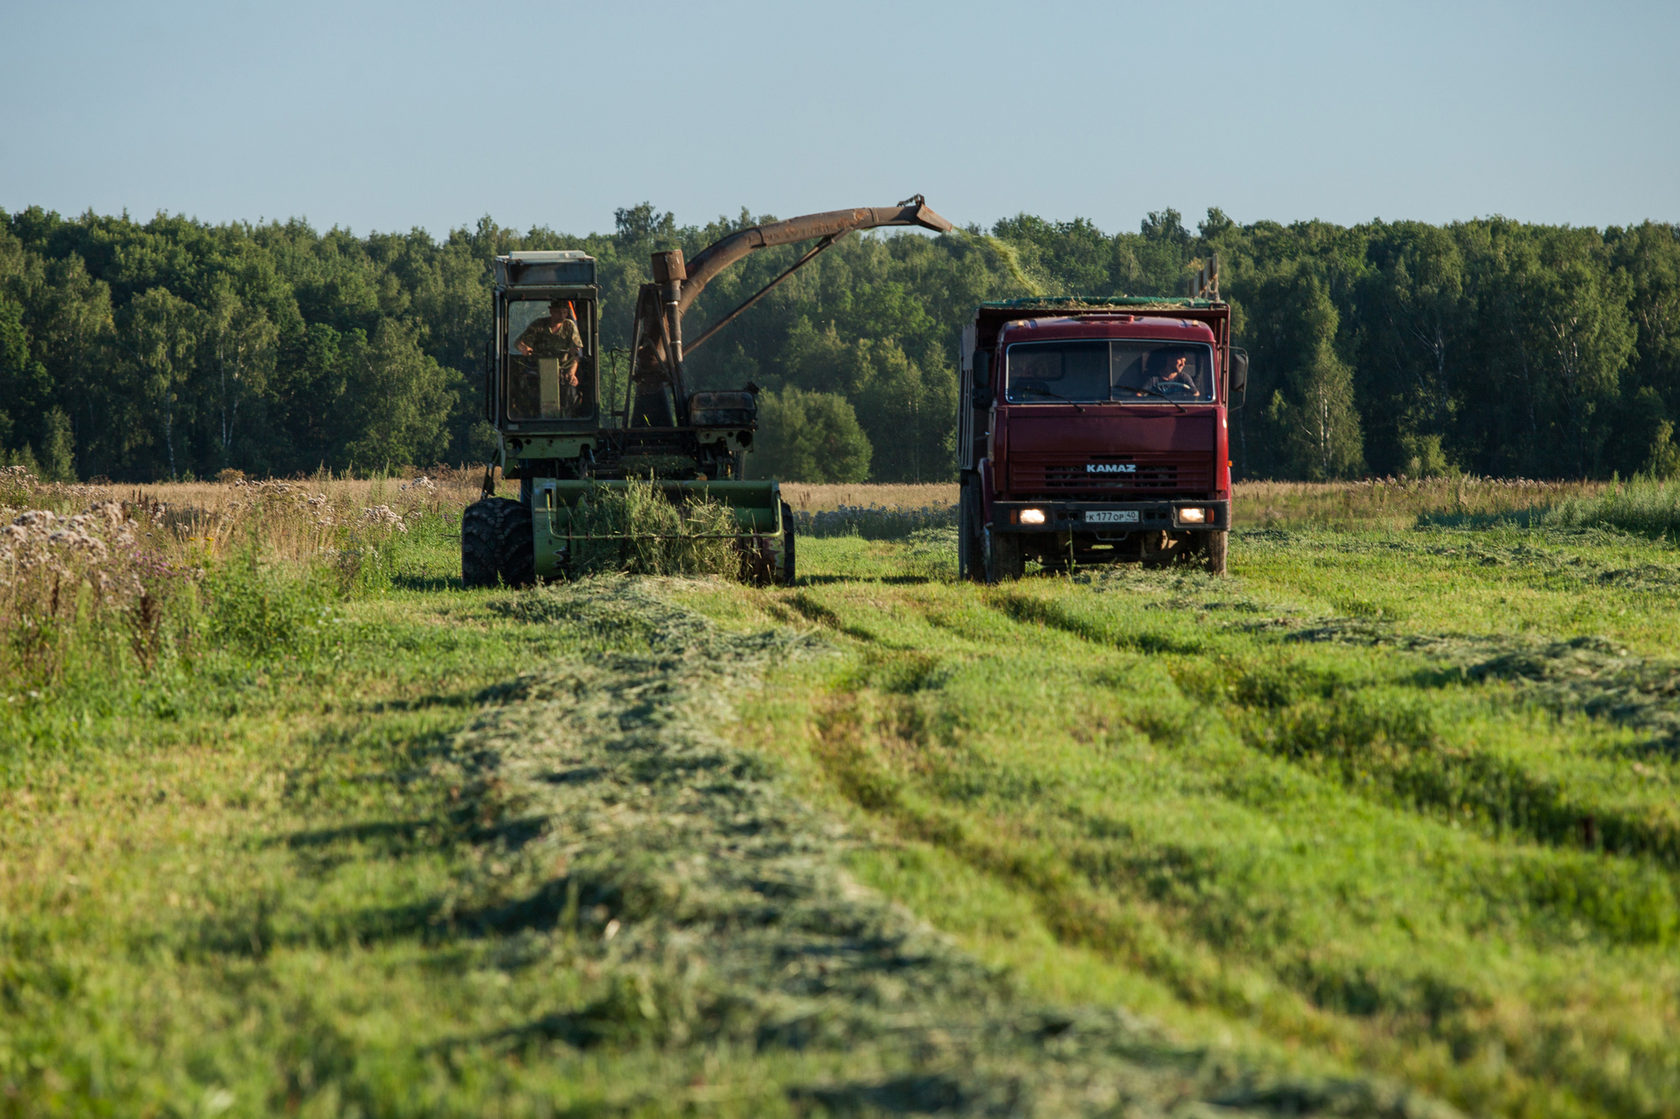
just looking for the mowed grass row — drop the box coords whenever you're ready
[688,520,1680,1119]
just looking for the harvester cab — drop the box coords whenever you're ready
[464,197,953,589]
[491,251,601,430]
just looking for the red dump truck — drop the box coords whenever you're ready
[957,263,1247,580]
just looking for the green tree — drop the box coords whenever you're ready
[0,293,51,467]
[14,252,114,476]
[845,339,954,483]
[1459,221,1633,476]
[1136,207,1195,293]
[340,321,453,469]
[1607,223,1680,475]
[124,287,202,480]
[202,280,279,466]
[753,387,870,482]
[1252,263,1365,479]
[1356,222,1466,474]
[38,406,75,482]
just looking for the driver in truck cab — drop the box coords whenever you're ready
[515,299,583,415]
[1142,349,1199,396]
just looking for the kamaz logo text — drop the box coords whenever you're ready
[1086,463,1137,474]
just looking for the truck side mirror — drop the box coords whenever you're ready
[1228,348,1249,411]
[971,350,993,408]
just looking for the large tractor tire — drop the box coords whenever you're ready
[495,497,536,586]
[779,500,797,586]
[1203,529,1229,576]
[461,497,534,587]
[983,525,1025,583]
[461,498,501,588]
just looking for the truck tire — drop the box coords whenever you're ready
[780,500,796,586]
[958,484,982,581]
[1203,529,1228,576]
[461,498,501,588]
[984,526,1025,583]
[495,497,536,586]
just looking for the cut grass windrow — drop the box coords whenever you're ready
[419,577,1450,1117]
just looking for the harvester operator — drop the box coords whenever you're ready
[515,299,583,416]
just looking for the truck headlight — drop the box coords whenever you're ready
[1177,507,1206,524]
[1019,508,1047,525]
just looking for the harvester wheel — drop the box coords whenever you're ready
[779,500,797,586]
[1203,529,1228,576]
[461,498,501,588]
[494,497,535,586]
[983,526,1024,583]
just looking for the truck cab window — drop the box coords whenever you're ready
[1005,341,1109,402]
[1007,340,1214,403]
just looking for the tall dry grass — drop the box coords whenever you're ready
[777,477,1620,538]
[781,483,957,513]
[0,467,458,690]
[1238,476,1607,529]
[1544,474,1680,538]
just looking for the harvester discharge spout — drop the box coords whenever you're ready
[629,197,954,425]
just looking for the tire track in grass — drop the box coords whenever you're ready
[1223,625,1680,878]
[443,576,1453,1118]
[977,579,1680,880]
[801,579,1680,1115]
[790,589,1546,1116]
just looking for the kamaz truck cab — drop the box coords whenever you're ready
[957,261,1248,581]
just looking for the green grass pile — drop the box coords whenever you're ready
[565,478,744,578]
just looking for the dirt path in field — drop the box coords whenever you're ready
[438,577,1455,1118]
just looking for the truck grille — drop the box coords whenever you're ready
[1009,454,1212,496]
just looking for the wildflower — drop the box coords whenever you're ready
[361,505,408,532]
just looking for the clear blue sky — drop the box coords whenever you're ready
[4,0,1676,240]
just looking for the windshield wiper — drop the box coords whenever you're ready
[1121,383,1187,414]
[1014,387,1085,413]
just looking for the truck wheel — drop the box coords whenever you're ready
[495,497,536,586]
[461,498,501,588]
[958,484,983,581]
[1203,529,1229,576]
[984,526,1025,583]
[780,500,797,586]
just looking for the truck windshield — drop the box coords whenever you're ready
[1005,340,1215,404]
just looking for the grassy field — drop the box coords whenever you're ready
[4,472,1680,1117]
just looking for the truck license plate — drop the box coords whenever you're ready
[1084,510,1139,524]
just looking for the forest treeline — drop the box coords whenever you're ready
[2,202,1677,484]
